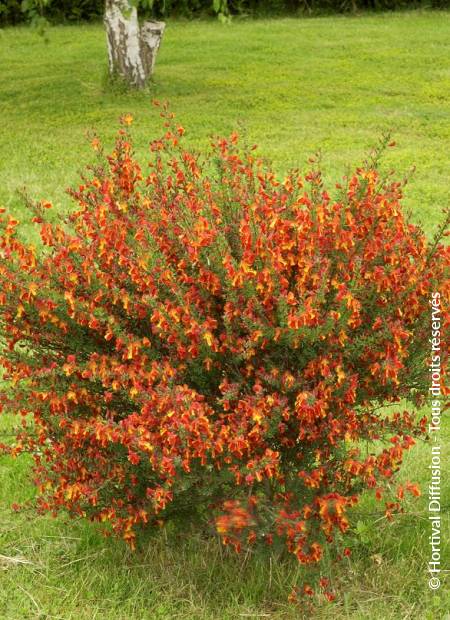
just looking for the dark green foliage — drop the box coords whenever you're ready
[1,0,449,26]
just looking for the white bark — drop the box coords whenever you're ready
[104,0,165,89]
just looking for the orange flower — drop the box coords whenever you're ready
[122,113,133,125]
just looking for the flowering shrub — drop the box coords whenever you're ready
[0,107,449,594]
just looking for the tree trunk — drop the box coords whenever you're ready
[104,0,165,89]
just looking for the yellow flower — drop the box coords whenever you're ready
[203,331,213,347]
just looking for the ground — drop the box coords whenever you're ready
[0,11,449,619]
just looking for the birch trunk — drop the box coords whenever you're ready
[104,0,165,89]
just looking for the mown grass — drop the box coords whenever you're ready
[1,411,448,619]
[1,12,450,233]
[0,10,449,620]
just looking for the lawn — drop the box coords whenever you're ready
[0,10,449,620]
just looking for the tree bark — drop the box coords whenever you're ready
[104,0,165,89]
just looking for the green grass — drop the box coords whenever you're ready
[0,10,449,620]
[1,12,450,233]
[1,411,449,619]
